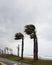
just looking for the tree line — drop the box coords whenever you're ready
[0,24,38,61]
[0,47,13,55]
[14,24,38,60]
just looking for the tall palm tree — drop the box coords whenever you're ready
[24,24,38,60]
[15,32,24,59]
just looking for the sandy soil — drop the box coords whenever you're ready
[0,62,7,65]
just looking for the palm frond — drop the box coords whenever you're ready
[15,32,23,40]
[24,24,35,35]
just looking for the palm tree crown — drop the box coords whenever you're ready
[15,32,23,40]
[25,24,35,35]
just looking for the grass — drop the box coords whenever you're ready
[0,54,52,65]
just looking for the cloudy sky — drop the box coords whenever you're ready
[0,0,52,58]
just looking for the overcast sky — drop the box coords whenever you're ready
[0,0,52,59]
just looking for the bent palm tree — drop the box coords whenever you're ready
[15,32,24,59]
[24,24,38,60]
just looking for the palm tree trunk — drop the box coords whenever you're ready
[18,45,19,57]
[33,32,36,60]
[21,37,24,59]
[33,32,38,60]
[36,38,38,60]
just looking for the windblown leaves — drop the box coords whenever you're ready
[30,33,36,39]
[15,32,23,40]
[24,24,35,35]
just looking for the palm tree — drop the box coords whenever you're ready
[4,48,6,54]
[0,49,1,54]
[6,47,9,54]
[15,32,24,59]
[0,49,3,54]
[24,24,38,60]
[1,49,3,54]
[9,48,13,54]
[4,47,8,54]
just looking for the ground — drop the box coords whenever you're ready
[0,54,52,65]
[0,62,7,65]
